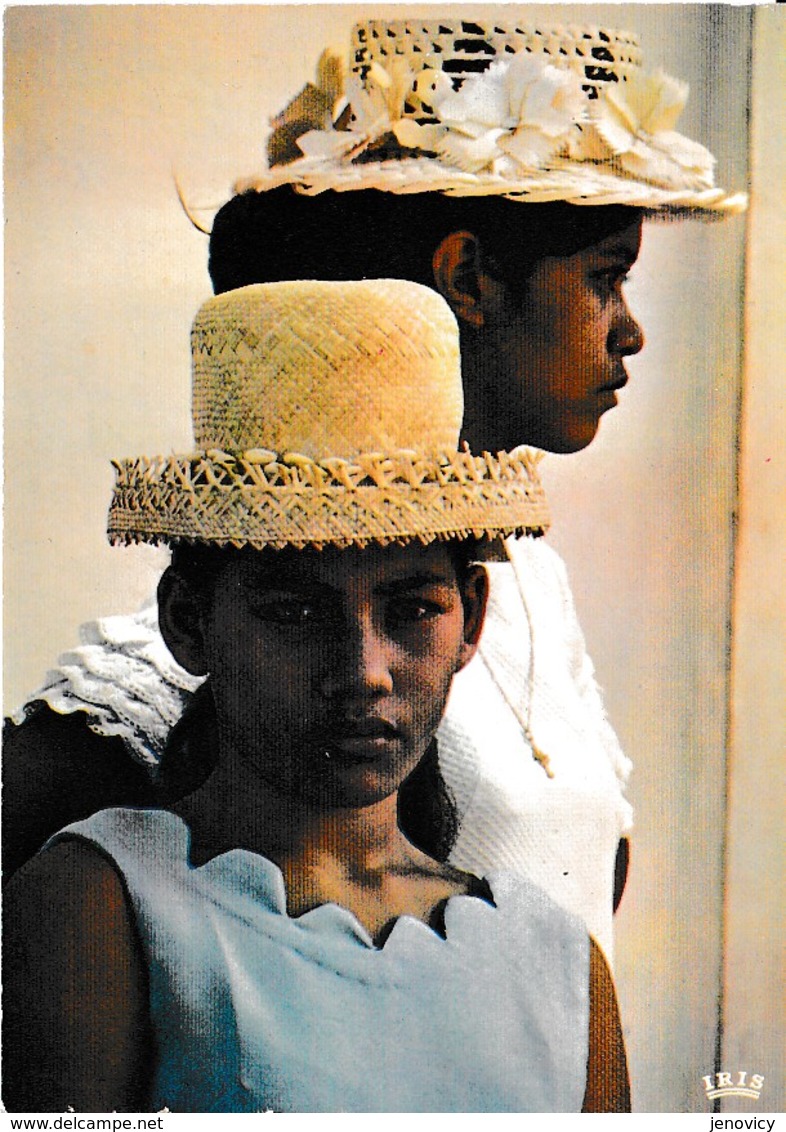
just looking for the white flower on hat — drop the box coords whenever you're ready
[496,56,587,172]
[298,56,419,163]
[292,53,586,178]
[391,68,454,154]
[252,40,740,213]
[578,69,716,190]
[410,56,585,174]
[347,58,416,139]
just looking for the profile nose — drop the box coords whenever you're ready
[612,301,645,357]
[319,618,394,700]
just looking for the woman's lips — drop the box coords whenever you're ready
[599,367,630,394]
[322,718,401,761]
[597,370,629,411]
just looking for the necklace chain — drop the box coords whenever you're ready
[478,542,553,779]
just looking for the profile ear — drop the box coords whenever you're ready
[432,231,507,330]
[432,231,485,328]
[157,567,209,676]
[457,564,489,671]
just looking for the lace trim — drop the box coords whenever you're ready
[11,602,204,769]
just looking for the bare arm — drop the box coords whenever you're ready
[2,839,152,1112]
[582,937,631,1112]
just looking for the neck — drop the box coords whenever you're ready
[457,331,508,453]
[174,750,414,874]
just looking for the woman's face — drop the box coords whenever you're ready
[481,218,645,454]
[194,542,486,810]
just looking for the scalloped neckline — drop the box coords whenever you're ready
[162,808,496,952]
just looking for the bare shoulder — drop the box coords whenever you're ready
[3,837,152,1112]
[582,938,631,1113]
[6,833,125,909]
[4,836,136,968]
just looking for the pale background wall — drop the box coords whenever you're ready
[3,4,779,1113]
[721,5,785,1115]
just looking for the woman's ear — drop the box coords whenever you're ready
[432,232,508,330]
[457,564,489,672]
[157,568,209,676]
[432,231,485,328]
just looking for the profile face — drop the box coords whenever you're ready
[488,218,645,453]
[190,541,485,810]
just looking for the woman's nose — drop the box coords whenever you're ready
[611,301,645,357]
[318,620,394,700]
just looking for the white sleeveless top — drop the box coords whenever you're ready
[55,808,590,1113]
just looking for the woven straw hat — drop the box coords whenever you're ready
[108,280,549,551]
[236,18,746,215]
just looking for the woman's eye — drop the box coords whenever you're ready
[388,598,444,626]
[251,600,323,625]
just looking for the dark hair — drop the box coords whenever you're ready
[209,187,641,300]
[168,537,480,601]
[167,541,237,608]
[397,739,457,863]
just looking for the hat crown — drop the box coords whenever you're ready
[192,280,462,459]
[109,279,550,551]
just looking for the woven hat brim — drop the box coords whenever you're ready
[108,449,550,551]
[236,159,747,216]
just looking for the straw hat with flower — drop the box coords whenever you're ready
[233,18,746,217]
[108,279,549,552]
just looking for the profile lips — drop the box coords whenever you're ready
[599,371,630,393]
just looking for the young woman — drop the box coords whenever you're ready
[4,19,745,961]
[3,279,628,1113]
